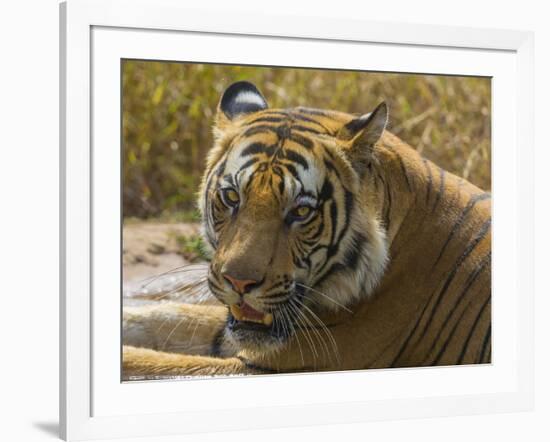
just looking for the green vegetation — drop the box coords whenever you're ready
[123,61,491,219]
[175,234,211,263]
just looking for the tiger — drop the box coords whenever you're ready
[122,80,491,379]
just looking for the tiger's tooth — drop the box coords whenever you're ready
[263,313,273,326]
[230,304,244,321]
[231,304,273,326]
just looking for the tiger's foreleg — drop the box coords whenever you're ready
[123,302,229,356]
[122,345,261,378]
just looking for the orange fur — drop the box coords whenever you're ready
[123,87,490,379]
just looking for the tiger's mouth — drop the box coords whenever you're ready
[229,302,273,327]
[222,286,306,351]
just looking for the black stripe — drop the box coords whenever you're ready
[271,165,285,196]
[259,110,290,117]
[307,214,326,240]
[301,212,321,230]
[457,295,491,364]
[323,157,338,176]
[343,232,367,269]
[431,298,473,365]
[423,158,433,205]
[213,209,226,228]
[237,157,259,174]
[394,151,413,192]
[243,124,279,138]
[328,200,338,245]
[432,192,491,270]
[323,145,337,161]
[207,278,225,294]
[283,150,309,170]
[313,188,354,282]
[423,253,491,362]
[246,116,285,125]
[289,132,314,149]
[262,290,291,300]
[432,167,446,213]
[289,112,331,132]
[244,167,262,193]
[276,125,291,139]
[306,243,329,263]
[313,262,345,288]
[241,142,276,157]
[300,190,317,199]
[479,324,492,363]
[340,190,354,241]
[291,125,323,135]
[319,179,333,202]
[382,176,392,230]
[264,281,285,293]
[390,295,434,367]
[204,157,227,236]
[243,123,315,150]
[284,163,299,180]
[222,173,236,186]
[418,219,491,341]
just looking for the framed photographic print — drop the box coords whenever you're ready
[60,0,534,440]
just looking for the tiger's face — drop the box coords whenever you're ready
[199,82,389,354]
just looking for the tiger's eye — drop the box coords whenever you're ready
[221,188,240,207]
[295,206,312,217]
[289,205,314,221]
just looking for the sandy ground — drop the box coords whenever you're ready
[122,222,217,305]
[123,221,200,283]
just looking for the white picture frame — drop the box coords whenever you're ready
[60,0,534,440]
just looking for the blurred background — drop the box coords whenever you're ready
[123,60,491,220]
[122,60,491,291]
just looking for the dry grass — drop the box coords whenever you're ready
[122,61,490,218]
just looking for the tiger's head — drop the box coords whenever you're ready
[199,81,389,354]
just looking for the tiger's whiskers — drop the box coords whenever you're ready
[295,282,352,313]
[291,297,341,364]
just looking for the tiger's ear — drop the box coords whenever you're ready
[337,102,388,175]
[215,81,268,128]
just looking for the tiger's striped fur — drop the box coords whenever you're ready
[123,82,491,378]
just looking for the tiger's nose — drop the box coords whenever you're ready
[222,273,259,294]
